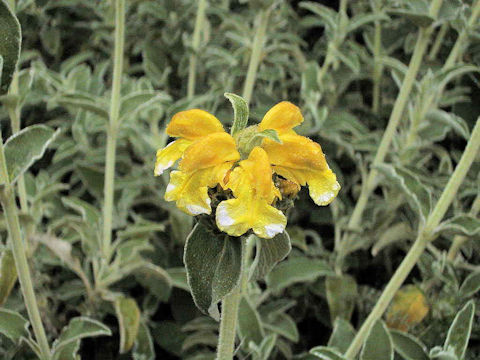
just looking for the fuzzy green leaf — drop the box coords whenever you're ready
[328,318,356,353]
[310,346,347,360]
[444,301,475,359]
[238,296,264,346]
[133,322,155,360]
[4,125,60,184]
[435,214,480,237]
[263,313,299,343]
[52,317,111,357]
[376,164,432,223]
[135,263,172,302]
[55,93,109,119]
[184,223,243,319]
[0,0,21,94]
[326,275,358,323]
[0,249,17,306]
[266,257,334,293]
[250,232,291,280]
[115,297,141,353]
[459,271,480,298]
[0,308,30,343]
[225,92,249,136]
[360,320,393,360]
[388,10,434,27]
[390,329,429,360]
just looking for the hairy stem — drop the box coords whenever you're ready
[345,0,444,232]
[187,0,207,99]
[344,118,480,359]
[6,0,29,215]
[102,0,125,259]
[216,240,247,360]
[216,287,241,360]
[0,129,51,360]
[428,24,448,61]
[242,9,269,104]
[403,0,480,151]
[372,1,382,114]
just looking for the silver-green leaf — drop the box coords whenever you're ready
[444,301,475,359]
[225,92,249,136]
[360,320,393,360]
[184,223,243,320]
[390,329,429,360]
[250,232,291,280]
[4,125,60,184]
[0,0,21,94]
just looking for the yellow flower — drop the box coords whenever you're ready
[258,101,341,206]
[154,100,340,239]
[154,109,240,216]
[216,147,286,239]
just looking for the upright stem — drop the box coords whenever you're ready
[0,130,51,359]
[242,9,269,104]
[444,0,480,69]
[345,0,443,232]
[372,2,382,114]
[347,29,431,230]
[318,43,335,86]
[102,0,125,259]
[402,0,480,153]
[428,24,448,61]
[344,119,480,360]
[187,0,207,99]
[216,240,247,360]
[6,0,28,214]
[216,286,241,360]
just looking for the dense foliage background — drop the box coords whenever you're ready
[0,0,479,359]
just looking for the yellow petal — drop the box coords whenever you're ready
[258,101,304,134]
[154,139,192,176]
[165,162,234,216]
[227,147,278,202]
[216,198,286,239]
[216,147,286,239]
[263,133,340,206]
[167,109,224,140]
[180,132,240,173]
[165,170,212,215]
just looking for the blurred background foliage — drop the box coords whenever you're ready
[0,0,479,359]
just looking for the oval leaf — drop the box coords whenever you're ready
[326,275,358,323]
[390,329,429,360]
[435,215,480,237]
[115,297,141,353]
[250,232,291,280]
[52,317,111,355]
[444,301,475,359]
[328,318,356,353]
[0,308,30,343]
[0,249,17,306]
[133,321,155,360]
[459,271,480,298]
[266,257,334,293]
[360,320,393,360]
[4,125,59,184]
[0,0,21,94]
[184,223,243,319]
[238,296,264,346]
[310,346,347,360]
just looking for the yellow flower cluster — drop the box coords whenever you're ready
[154,101,340,239]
